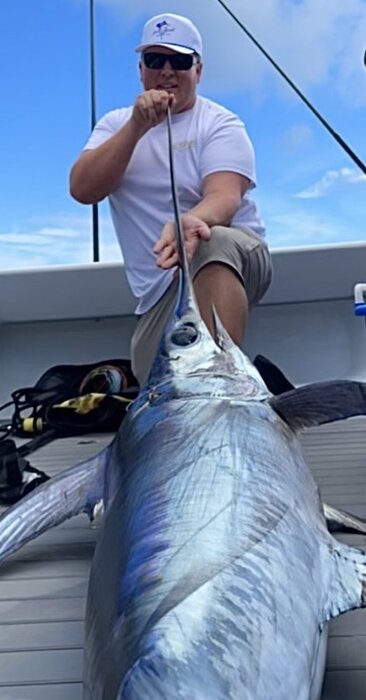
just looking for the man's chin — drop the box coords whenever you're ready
[172,97,196,115]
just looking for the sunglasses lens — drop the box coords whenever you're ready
[170,54,193,70]
[143,53,165,69]
[143,53,195,70]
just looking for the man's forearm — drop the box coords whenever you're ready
[188,191,243,228]
[70,118,144,205]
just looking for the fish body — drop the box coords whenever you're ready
[82,326,337,699]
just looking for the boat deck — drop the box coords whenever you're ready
[0,420,365,699]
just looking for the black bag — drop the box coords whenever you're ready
[0,359,139,505]
[4,359,139,438]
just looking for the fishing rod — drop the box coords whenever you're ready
[89,0,100,262]
[166,105,199,343]
[216,0,366,176]
[166,106,188,279]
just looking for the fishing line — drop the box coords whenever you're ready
[215,0,366,176]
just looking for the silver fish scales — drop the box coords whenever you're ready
[81,307,366,699]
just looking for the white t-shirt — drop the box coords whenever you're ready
[84,95,265,314]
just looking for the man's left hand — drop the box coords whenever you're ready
[154,214,211,269]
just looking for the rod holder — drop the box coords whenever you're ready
[354,283,366,315]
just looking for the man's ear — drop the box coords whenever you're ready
[196,61,203,83]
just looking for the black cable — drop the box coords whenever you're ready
[0,428,13,442]
[0,400,14,413]
[216,0,366,176]
[18,429,59,458]
[0,401,14,441]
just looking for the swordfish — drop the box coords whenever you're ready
[1,254,366,697]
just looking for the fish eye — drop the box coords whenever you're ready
[170,322,199,347]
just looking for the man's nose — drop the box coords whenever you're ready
[160,60,175,74]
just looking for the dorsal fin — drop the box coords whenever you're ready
[269,380,366,430]
[253,355,295,395]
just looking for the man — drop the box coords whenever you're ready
[70,12,272,386]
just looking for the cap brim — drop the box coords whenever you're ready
[135,42,195,55]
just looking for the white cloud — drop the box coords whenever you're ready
[295,167,366,199]
[267,210,357,248]
[0,209,122,270]
[256,182,366,248]
[97,0,366,104]
[0,228,77,246]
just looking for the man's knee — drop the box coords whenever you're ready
[191,225,238,276]
[199,225,272,307]
[209,225,233,245]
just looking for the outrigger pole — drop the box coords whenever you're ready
[216,0,366,176]
[89,0,100,262]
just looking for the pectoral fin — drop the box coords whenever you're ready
[269,380,366,430]
[325,540,366,620]
[324,503,366,535]
[0,443,112,563]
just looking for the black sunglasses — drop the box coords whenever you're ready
[142,52,199,71]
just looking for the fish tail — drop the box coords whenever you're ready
[0,443,111,563]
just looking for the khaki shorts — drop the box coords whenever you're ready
[131,225,272,386]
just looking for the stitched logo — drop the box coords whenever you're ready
[173,140,194,152]
[153,20,175,40]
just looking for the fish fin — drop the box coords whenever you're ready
[253,354,295,395]
[324,503,366,535]
[269,380,366,430]
[325,541,366,620]
[0,444,111,563]
[211,305,228,350]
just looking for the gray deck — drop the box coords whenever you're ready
[0,421,365,699]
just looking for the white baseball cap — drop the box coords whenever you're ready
[135,13,203,56]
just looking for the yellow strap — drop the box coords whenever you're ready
[53,393,132,416]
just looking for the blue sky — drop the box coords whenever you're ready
[0,0,365,270]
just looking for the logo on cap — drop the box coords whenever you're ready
[153,20,175,40]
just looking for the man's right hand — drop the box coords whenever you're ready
[154,215,211,269]
[131,90,175,135]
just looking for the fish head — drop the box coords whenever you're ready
[144,269,270,402]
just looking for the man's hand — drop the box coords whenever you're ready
[131,90,175,135]
[154,214,211,269]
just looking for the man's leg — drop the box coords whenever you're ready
[193,263,248,345]
[191,225,272,345]
[131,278,179,387]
